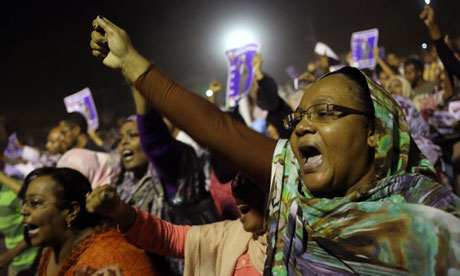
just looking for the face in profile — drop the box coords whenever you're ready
[117,121,149,173]
[21,176,70,247]
[234,185,266,235]
[387,79,403,96]
[46,127,67,155]
[290,74,375,196]
[59,121,79,149]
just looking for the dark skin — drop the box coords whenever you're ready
[291,75,376,197]
[118,121,149,181]
[20,176,93,276]
[404,64,426,90]
[89,17,378,198]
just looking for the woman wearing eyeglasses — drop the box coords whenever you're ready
[19,167,157,276]
[90,16,460,275]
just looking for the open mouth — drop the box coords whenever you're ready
[121,149,135,162]
[24,223,40,237]
[299,145,323,173]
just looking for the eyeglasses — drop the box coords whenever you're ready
[283,103,373,130]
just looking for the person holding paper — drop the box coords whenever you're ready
[90,16,460,275]
[251,53,292,139]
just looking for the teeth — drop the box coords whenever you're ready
[122,149,134,161]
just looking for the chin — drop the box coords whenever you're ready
[301,172,333,195]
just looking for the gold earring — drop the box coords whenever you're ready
[67,220,72,228]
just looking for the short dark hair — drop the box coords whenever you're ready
[404,58,424,73]
[63,112,88,134]
[20,167,103,230]
[327,66,375,117]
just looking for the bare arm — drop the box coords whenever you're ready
[0,240,29,270]
[0,171,22,194]
[130,85,150,115]
[373,47,396,78]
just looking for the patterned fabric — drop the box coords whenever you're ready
[109,149,165,218]
[392,95,443,166]
[264,71,460,275]
[38,228,157,276]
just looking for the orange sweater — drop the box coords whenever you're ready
[39,228,157,276]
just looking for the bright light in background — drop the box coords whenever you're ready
[206,89,214,97]
[425,0,430,5]
[224,29,257,50]
[421,43,427,49]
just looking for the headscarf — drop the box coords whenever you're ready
[385,75,413,99]
[57,148,111,189]
[264,68,460,275]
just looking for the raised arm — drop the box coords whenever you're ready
[420,5,460,78]
[90,16,276,191]
[130,86,182,201]
[0,172,22,194]
[373,47,396,78]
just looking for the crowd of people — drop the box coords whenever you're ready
[0,4,460,276]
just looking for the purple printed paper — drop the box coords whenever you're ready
[4,133,22,160]
[225,43,260,109]
[63,87,99,130]
[350,28,379,69]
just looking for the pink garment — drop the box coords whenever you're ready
[209,170,240,219]
[121,207,264,276]
[234,251,262,276]
[57,148,112,189]
[122,206,189,259]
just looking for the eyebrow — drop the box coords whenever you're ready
[24,194,44,198]
[311,98,334,105]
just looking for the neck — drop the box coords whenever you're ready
[51,227,93,265]
[75,134,88,149]
[132,164,148,182]
[345,165,375,197]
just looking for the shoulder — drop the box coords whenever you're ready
[76,229,155,274]
[380,174,460,217]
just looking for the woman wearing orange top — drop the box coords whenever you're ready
[19,167,157,276]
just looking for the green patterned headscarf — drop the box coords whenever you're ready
[264,67,460,275]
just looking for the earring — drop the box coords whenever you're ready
[67,220,72,228]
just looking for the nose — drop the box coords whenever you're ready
[20,204,30,216]
[294,117,316,136]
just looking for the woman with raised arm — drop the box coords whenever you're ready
[90,16,460,275]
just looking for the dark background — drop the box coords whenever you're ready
[1,0,460,146]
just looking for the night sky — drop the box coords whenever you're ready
[2,0,460,145]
